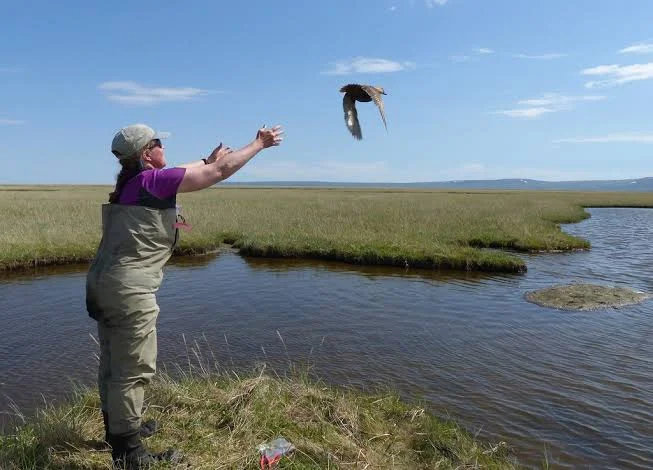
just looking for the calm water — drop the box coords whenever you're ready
[1,207,652,469]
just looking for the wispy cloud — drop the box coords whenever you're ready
[450,48,494,62]
[494,93,606,119]
[98,81,215,105]
[618,43,653,55]
[517,94,605,107]
[496,107,557,119]
[425,0,449,7]
[554,132,653,143]
[321,57,415,75]
[0,119,25,125]
[582,63,653,88]
[513,53,567,60]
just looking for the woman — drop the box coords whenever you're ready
[86,123,283,468]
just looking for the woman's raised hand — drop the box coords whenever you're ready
[256,125,284,149]
[207,142,233,163]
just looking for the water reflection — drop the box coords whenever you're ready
[241,251,517,284]
[0,263,89,284]
[168,249,222,268]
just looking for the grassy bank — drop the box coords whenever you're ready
[2,185,652,273]
[0,368,518,469]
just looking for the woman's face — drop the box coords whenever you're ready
[143,139,166,169]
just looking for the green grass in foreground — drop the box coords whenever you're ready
[0,366,519,469]
[2,185,652,273]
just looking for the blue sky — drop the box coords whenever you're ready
[1,0,652,184]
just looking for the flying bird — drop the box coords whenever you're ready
[340,84,387,140]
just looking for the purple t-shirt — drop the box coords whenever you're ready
[119,167,186,209]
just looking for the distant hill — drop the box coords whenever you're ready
[224,177,653,192]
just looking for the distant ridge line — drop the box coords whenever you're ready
[222,177,653,192]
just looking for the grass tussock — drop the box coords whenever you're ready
[525,283,651,311]
[2,185,652,273]
[0,365,519,469]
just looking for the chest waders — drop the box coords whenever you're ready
[86,203,185,467]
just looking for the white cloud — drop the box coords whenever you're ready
[517,93,605,107]
[495,93,605,119]
[618,43,653,55]
[321,57,415,75]
[98,81,215,105]
[425,0,448,6]
[513,53,567,60]
[450,48,494,62]
[0,119,25,125]
[553,132,653,144]
[494,107,556,119]
[583,65,621,75]
[582,63,653,88]
[388,5,397,11]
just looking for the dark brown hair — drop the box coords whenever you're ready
[108,157,143,203]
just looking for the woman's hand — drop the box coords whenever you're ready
[207,142,233,164]
[255,125,284,149]
[178,127,283,193]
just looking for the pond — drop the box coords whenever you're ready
[1,207,651,469]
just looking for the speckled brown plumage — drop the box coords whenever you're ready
[340,84,387,140]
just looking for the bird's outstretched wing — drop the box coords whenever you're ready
[361,85,387,132]
[343,93,362,140]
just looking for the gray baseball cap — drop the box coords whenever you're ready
[111,123,170,159]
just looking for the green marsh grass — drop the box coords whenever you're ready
[2,185,652,273]
[0,349,519,469]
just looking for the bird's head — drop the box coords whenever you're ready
[374,86,387,95]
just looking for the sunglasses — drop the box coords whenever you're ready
[148,139,163,149]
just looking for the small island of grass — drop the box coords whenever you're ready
[525,283,650,311]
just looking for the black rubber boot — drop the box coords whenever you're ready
[103,411,160,443]
[108,430,185,469]
[139,420,159,438]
